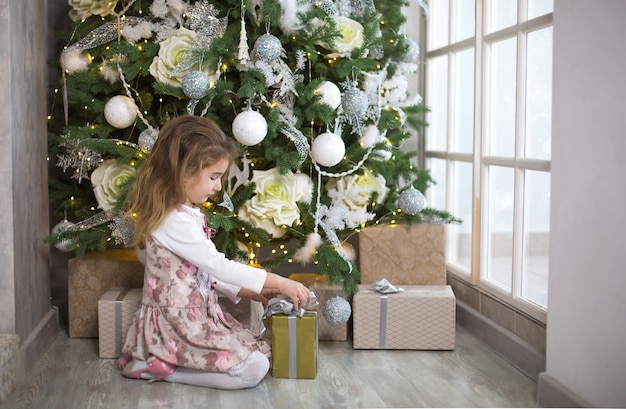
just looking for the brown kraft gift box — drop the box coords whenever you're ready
[68,249,144,338]
[98,287,143,358]
[352,285,456,350]
[358,223,446,285]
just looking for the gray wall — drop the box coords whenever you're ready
[538,1,626,407]
[0,0,58,375]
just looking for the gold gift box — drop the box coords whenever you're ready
[358,224,446,285]
[98,287,143,358]
[271,311,318,379]
[353,285,456,350]
[68,249,144,338]
[289,273,351,341]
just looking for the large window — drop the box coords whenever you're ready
[425,0,553,322]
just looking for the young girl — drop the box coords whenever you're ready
[118,115,311,389]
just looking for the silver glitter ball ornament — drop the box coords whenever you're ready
[341,87,369,118]
[182,70,211,100]
[398,187,427,215]
[253,33,282,62]
[323,296,352,326]
[400,36,420,63]
[138,128,159,153]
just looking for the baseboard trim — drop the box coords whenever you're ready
[456,300,545,382]
[17,308,60,381]
[537,372,593,407]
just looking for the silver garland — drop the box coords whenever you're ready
[109,212,135,245]
[69,17,150,51]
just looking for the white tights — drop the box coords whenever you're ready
[123,351,270,389]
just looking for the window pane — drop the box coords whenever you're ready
[454,0,475,41]
[489,0,517,32]
[528,0,553,20]
[430,0,449,50]
[525,27,553,160]
[427,158,447,211]
[485,166,514,291]
[426,55,448,151]
[451,161,472,270]
[489,38,516,157]
[522,170,550,308]
[453,48,474,153]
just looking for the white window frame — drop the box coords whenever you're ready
[422,1,552,323]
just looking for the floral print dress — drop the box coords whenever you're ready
[122,206,271,373]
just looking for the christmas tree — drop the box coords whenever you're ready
[47,0,457,294]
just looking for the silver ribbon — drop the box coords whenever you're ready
[262,292,319,319]
[371,278,404,294]
[379,293,387,348]
[288,315,297,378]
[371,279,402,348]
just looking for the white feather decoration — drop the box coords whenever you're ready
[293,232,323,263]
[279,0,311,34]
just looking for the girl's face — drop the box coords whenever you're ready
[183,158,230,206]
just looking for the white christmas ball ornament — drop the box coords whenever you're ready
[232,110,268,146]
[60,48,91,74]
[104,95,138,129]
[323,296,352,325]
[314,81,342,110]
[311,132,345,167]
[51,219,77,252]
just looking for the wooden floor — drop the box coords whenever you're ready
[4,320,537,408]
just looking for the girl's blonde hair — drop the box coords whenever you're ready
[126,115,238,248]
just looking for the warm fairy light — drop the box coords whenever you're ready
[137,45,143,51]
[271,249,277,254]
[221,63,228,72]
[47,115,52,120]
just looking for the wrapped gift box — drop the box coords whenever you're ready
[358,223,446,285]
[98,287,143,358]
[218,296,265,335]
[0,334,19,400]
[353,285,456,350]
[271,311,318,379]
[68,249,144,338]
[289,273,351,341]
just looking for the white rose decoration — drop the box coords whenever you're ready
[91,159,136,211]
[150,28,216,88]
[329,16,365,58]
[326,171,389,211]
[69,0,118,22]
[238,168,309,238]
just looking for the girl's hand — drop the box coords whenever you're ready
[279,277,311,309]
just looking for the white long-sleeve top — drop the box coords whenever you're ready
[151,205,267,295]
